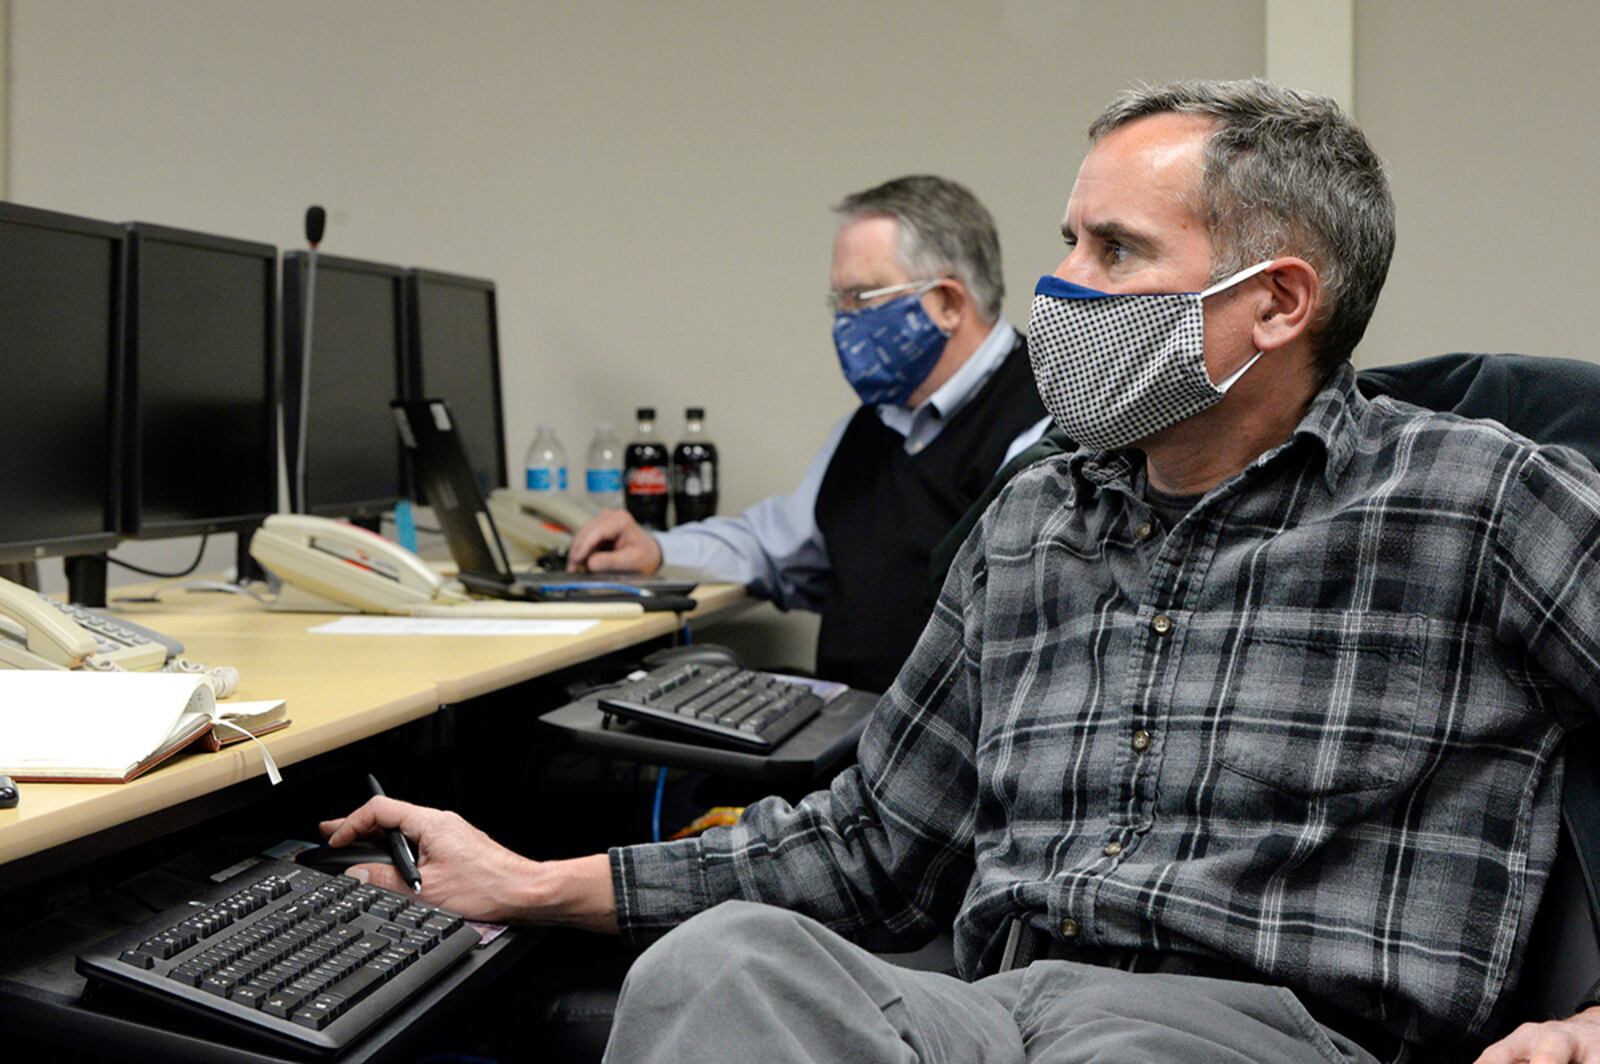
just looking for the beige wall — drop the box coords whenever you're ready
[1,0,9,197]
[8,0,1263,645]
[1353,0,1600,367]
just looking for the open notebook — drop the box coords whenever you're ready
[0,671,288,783]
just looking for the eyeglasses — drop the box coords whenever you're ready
[827,278,943,314]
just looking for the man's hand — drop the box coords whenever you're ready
[319,797,618,932]
[1475,1008,1600,1063]
[567,509,663,573]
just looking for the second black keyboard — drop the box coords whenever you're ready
[598,663,824,752]
[76,857,480,1056]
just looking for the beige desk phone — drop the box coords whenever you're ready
[250,514,457,614]
[484,488,600,563]
[0,575,172,672]
[250,513,645,618]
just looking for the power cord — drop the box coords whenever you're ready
[107,534,210,579]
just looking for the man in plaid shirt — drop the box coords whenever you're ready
[325,79,1600,1062]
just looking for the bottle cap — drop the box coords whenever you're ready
[685,407,705,420]
[636,407,656,420]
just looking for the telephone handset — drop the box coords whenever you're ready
[251,513,647,618]
[250,513,463,614]
[485,488,601,562]
[0,576,170,671]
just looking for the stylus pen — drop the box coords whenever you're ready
[367,773,423,893]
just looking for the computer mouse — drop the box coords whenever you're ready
[0,774,17,809]
[295,840,394,874]
[641,643,741,668]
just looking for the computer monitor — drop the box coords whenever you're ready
[0,202,126,565]
[282,252,409,519]
[404,269,508,495]
[123,224,278,537]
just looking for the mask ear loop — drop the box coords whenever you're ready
[1199,259,1275,298]
[1201,259,1276,392]
[1212,350,1266,393]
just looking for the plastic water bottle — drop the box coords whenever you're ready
[522,426,568,492]
[585,422,625,509]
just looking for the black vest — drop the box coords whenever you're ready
[813,337,1045,692]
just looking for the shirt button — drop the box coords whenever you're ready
[1103,841,1123,857]
[1151,613,1173,635]
[1131,729,1151,753]
[1135,521,1155,542]
[1060,917,1080,938]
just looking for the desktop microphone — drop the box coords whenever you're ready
[305,205,326,248]
[293,205,326,514]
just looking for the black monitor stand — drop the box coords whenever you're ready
[235,526,268,585]
[0,562,40,590]
[65,554,109,607]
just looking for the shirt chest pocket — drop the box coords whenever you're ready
[1212,615,1428,799]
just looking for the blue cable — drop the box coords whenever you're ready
[652,765,667,842]
[536,582,650,596]
[649,624,690,840]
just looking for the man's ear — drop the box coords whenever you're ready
[1251,257,1319,353]
[925,278,969,333]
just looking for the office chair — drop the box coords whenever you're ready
[529,352,1600,1062]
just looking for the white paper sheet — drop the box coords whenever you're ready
[307,616,599,637]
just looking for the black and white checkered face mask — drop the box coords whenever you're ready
[1027,261,1273,451]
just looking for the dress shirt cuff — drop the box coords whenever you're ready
[610,837,722,946]
[655,530,698,571]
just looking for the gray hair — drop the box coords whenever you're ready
[1089,78,1395,374]
[833,175,1005,323]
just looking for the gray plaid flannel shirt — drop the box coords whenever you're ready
[612,364,1600,1046]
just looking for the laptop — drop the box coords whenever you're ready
[391,399,697,612]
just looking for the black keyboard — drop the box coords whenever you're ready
[597,662,824,752]
[76,858,480,1056]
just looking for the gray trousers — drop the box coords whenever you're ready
[604,901,1382,1064]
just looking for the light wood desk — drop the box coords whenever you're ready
[0,584,749,872]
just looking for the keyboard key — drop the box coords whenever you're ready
[230,982,271,1009]
[320,964,383,1008]
[292,995,343,1030]
[200,974,237,996]
[168,963,207,986]
[402,931,439,954]
[260,989,306,1019]
[119,949,155,969]
[422,914,464,936]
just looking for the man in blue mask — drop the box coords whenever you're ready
[569,176,1047,691]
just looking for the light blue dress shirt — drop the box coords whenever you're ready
[657,321,1049,610]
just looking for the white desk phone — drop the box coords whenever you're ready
[483,488,600,563]
[249,513,643,618]
[0,576,239,695]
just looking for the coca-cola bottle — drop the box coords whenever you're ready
[624,407,670,530]
[672,407,718,524]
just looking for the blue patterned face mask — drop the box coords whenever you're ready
[832,283,950,407]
